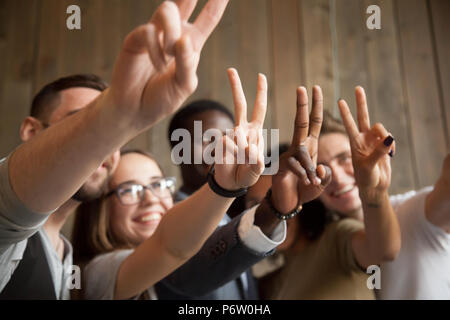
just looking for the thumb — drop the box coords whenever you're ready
[317,164,332,188]
[366,135,394,169]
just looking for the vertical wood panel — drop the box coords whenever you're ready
[0,0,449,194]
[270,0,303,144]
[300,0,335,114]
[363,0,416,193]
[335,0,369,115]
[429,0,450,150]
[0,0,38,156]
[396,0,447,187]
[237,0,273,130]
[34,0,65,92]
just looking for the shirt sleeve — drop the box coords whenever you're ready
[390,187,450,250]
[237,204,287,254]
[84,249,134,300]
[326,218,365,272]
[0,155,51,253]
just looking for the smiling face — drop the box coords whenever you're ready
[318,133,362,218]
[107,153,174,246]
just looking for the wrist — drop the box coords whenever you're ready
[207,165,248,198]
[359,188,389,207]
[254,200,281,237]
[97,89,143,136]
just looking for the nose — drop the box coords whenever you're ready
[140,187,160,206]
[329,162,349,187]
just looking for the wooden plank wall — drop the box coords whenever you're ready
[0,0,449,195]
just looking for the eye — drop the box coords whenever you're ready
[149,181,163,190]
[338,153,352,165]
[119,184,142,196]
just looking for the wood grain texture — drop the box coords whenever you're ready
[429,0,450,151]
[396,0,447,187]
[0,0,39,155]
[0,0,448,195]
[270,0,303,144]
[363,0,416,193]
[300,0,335,114]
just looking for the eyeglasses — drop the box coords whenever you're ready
[106,177,176,205]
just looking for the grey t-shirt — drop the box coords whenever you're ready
[0,156,73,299]
[84,249,157,300]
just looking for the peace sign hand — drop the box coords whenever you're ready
[213,68,267,191]
[272,86,332,214]
[338,86,395,193]
[107,0,229,132]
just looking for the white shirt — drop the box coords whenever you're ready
[379,187,450,299]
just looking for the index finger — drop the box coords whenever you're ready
[193,0,230,49]
[250,73,268,127]
[355,86,371,132]
[338,99,360,142]
[291,87,310,146]
[227,68,247,126]
[308,85,323,139]
[175,0,198,21]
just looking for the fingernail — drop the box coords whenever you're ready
[384,136,394,147]
[305,178,311,185]
[315,177,322,185]
[389,150,394,158]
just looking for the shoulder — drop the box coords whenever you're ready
[84,249,134,300]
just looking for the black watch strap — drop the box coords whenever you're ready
[265,188,302,220]
[207,165,248,198]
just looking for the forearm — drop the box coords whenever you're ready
[360,188,401,262]
[115,184,233,299]
[155,184,234,259]
[9,90,138,213]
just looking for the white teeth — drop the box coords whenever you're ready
[139,213,161,222]
[334,185,354,196]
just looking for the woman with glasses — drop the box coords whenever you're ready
[71,70,270,300]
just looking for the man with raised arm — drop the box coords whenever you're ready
[0,0,229,299]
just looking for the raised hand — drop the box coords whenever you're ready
[107,0,229,131]
[271,86,332,214]
[338,86,395,193]
[213,68,267,191]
